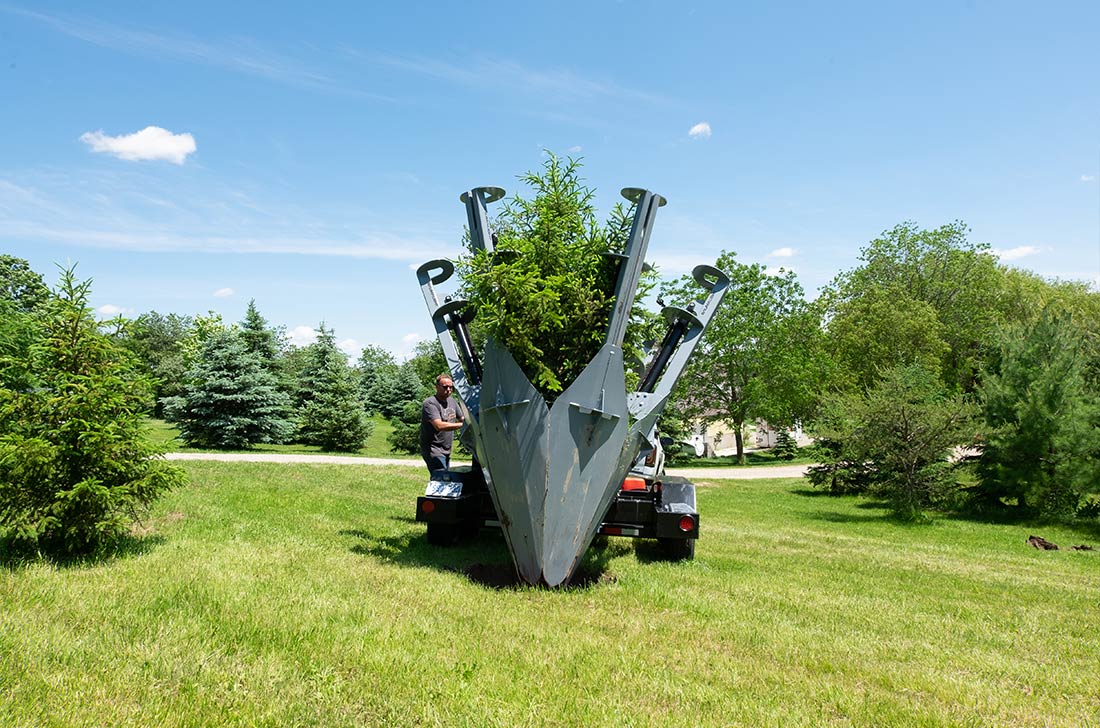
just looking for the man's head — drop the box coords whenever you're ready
[435,373,454,397]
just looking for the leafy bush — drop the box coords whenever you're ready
[808,364,978,520]
[0,269,185,557]
[386,400,422,455]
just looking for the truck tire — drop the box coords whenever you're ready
[658,537,695,561]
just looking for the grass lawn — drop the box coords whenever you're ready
[145,416,417,460]
[3,463,1098,727]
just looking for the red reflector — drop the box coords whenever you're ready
[678,515,695,532]
[422,500,435,514]
[603,527,622,535]
[622,477,646,491]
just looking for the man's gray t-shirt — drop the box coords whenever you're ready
[420,395,460,459]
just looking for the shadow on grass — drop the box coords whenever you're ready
[791,488,1100,542]
[630,539,686,564]
[805,510,893,524]
[789,488,835,498]
[340,527,618,591]
[943,508,1100,543]
[0,533,167,571]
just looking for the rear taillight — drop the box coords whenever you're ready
[422,500,435,514]
[678,515,695,532]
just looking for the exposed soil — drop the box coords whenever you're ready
[458,563,617,590]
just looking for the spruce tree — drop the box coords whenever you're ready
[977,312,1100,517]
[774,430,798,460]
[0,267,185,557]
[380,363,424,419]
[295,324,372,451]
[357,344,398,415]
[240,299,282,362]
[164,328,293,449]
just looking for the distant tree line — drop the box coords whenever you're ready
[115,300,447,456]
[663,222,1100,522]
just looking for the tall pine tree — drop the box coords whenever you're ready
[977,311,1100,516]
[164,328,293,449]
[295,324,372,451]
[0,267,184,557]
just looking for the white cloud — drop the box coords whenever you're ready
[689,122,712,139]
[993,246,1040,261]
[763,264,794,277]
[567,145,583,153]
[769,247,796,258]
[1083,174,1097,182]
[80,126,196,164]
[213,287,235,298]
[402,333,422,344]
[338,338,359,357]
[288,325,319,347]
[97,303,128,316]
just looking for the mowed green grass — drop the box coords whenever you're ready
[2,464,1098,727]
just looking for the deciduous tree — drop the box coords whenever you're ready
[664,252,826,463]
[115,311,193,417]
[823,221,1001,392]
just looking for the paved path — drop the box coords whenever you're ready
[666,464,812,480]
[164,452,812,479]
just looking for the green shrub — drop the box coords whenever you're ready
[808,364,978,520]
[773,430,798,460]
[458,154,648,402]
[0,269,185,557]
[386,400,422,455]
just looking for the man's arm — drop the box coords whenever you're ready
[425,399,463,432]
[430,417,463,432]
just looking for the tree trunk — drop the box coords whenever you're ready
[734,425,745,465]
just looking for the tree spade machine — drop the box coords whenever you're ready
[414,185,728,587]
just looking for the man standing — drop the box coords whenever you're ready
[420,373,464,474]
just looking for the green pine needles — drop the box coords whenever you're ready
[458,155,639,401]
[164,329,295,449]
[295,324,373,452]
[0,268,185,558]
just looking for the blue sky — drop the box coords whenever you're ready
[2,2,1098,360]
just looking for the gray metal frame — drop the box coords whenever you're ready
[416,186,728,586]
